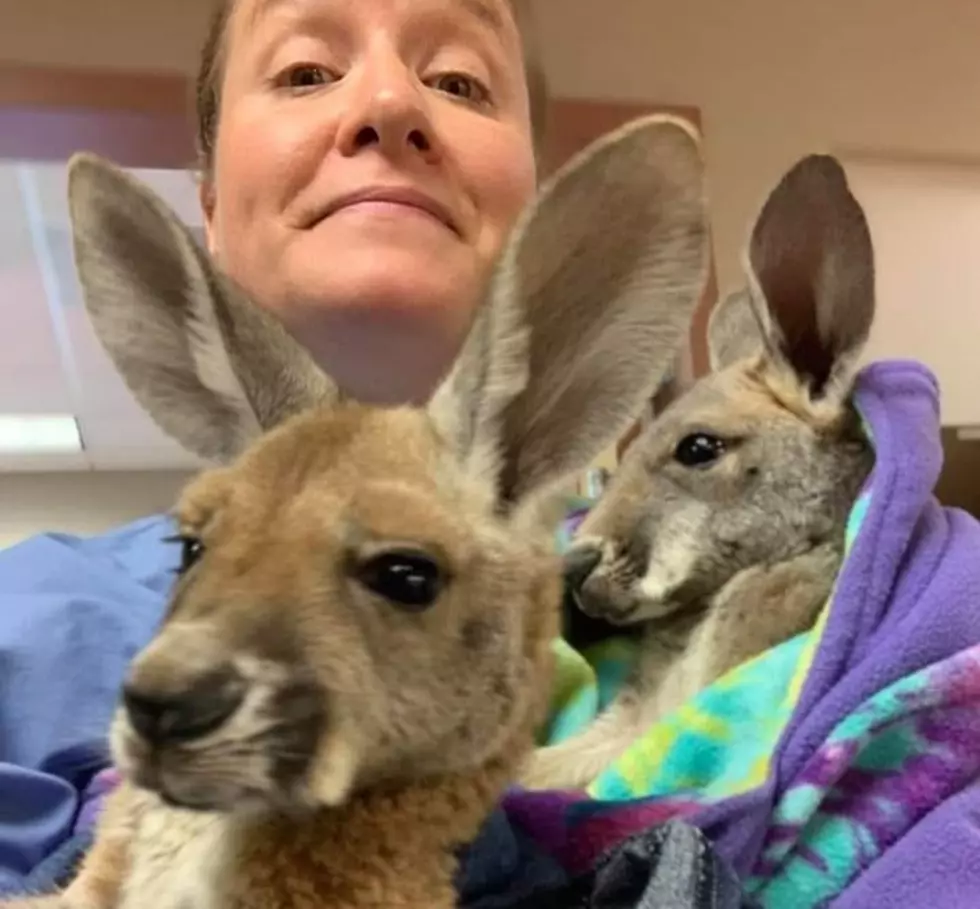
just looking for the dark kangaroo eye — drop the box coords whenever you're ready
[179,536,205,573]
[165,534,205,574]
[674,433,727,468]
[357,550,444,612]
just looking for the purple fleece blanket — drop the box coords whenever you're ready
[499,360,980,907]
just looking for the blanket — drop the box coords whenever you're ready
[2,359,980,907]
[524,359,980,907]
[0,516,179,896]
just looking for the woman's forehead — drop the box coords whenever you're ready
[235,0,520,39]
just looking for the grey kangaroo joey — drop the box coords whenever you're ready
[521,153,877,792]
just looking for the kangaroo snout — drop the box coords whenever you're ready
[563,542,640,624]
[120,621,247,746]
[114,620,328,812]
[123,665,246,745]
[562,544,602,594]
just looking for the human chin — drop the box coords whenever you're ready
[283,250,475,367]
[288,235,477,318]
[284,284,471,405]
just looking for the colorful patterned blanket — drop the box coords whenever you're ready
[502,359,980,908]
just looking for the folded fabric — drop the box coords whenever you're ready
[0,516,177,895]
[459,816,754,908]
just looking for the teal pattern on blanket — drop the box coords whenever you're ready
[744,642,980,907]
[545,487,870,804]
[546,450,872,805]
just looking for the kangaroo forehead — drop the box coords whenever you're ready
[650,369,786,439]
[249,404,444,476]
[180,406,444,505]
[174,403,498,567]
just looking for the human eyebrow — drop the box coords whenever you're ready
[246,0,302,30]
[457,0,507,35]
[242,0,348,74]
[249,0,506,31]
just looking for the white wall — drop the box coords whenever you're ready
[0,470,192,548]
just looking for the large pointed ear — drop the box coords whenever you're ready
[430,114,710,503]
[67,153,336,464]
[706,289,767,372]
[744,154,875,404]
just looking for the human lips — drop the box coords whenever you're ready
[313,186,460,235]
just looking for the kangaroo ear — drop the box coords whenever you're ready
[429,114,710,504]
[67,153,336,464]
[706,289,767,372]
[744,154,875,403]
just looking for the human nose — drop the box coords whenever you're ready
[335,50,442,164]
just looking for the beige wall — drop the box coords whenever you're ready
[533,0,980,291]
[0,471,191,548]
[5,0,980,291]
[0,0,208,73]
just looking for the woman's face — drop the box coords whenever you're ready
[205,0,537,404]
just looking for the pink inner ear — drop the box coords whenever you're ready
[749,206,832,394]
[746,154,875,397]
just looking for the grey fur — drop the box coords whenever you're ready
[522,153,878,791]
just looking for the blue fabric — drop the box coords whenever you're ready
[4,809,749,909]
[455,806,569,907]
[15,830,94,899]
[456,809,752,908]
[0,515,178,895]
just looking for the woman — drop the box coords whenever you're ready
[195,0,546,405]
[0,0,546,890]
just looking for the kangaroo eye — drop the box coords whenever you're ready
[674,433,727,468]
[165,534,205,574]
[357,550,444,612]
[179,536,205,572]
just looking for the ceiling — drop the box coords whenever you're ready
[0,159,204,472]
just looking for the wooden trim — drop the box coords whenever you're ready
[0,62,190,114]
[0,63,196,165]
[0,62,702,126]
[540,98,702,177]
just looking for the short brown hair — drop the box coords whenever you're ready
[194,0,549,177]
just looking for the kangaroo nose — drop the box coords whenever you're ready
[563,544,603,594]
[123,667,245,745]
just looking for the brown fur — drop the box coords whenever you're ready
[0,114,711,908]
[522,154,878,791]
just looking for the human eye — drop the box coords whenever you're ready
[428,71,492,107]
[272,62,338,93]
